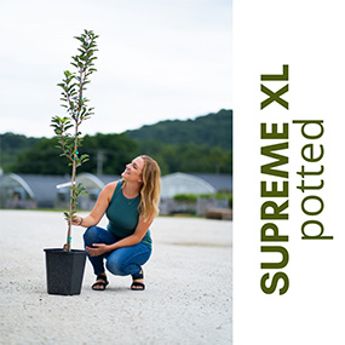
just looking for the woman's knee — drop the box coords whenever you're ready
[105,247,151,276]
[83,226,100,245]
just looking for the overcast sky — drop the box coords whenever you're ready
[0,0,232,138]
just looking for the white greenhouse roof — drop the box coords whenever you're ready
[161,172,216,198]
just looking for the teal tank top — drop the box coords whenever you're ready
[106,180,152,247]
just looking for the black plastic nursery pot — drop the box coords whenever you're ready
[44,248,87,295]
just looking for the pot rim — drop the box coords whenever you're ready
[44,248,86,254]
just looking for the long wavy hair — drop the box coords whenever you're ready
[138,155,161,220]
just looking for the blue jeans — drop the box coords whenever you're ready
[83,226,152,278]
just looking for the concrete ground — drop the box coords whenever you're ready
[0,210,232,345]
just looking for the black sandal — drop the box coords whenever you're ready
[92,274,109,291]
[131,269,145,291]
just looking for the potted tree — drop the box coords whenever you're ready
[44,29,98,295]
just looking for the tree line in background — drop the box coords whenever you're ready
[0,109,232,175]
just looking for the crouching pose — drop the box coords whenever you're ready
[72,155,160,291]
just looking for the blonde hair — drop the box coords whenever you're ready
[138,155,161,220]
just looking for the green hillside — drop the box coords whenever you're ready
[0,109,232,175]
[126,109,232,151]
[0,133,39,172]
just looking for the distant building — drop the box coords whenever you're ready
[0,174,68,208]
[161,172,216,198]
[53,173,121,209]
[190,173,232,193]
[159,172,232,215]
[0,172,232,217]
[0,173,121,210]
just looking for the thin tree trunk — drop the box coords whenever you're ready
[64,67,84,252]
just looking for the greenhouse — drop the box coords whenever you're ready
[0,174,68,208]
[190,173,232,193]
[56,173,120,209]
[0,173,121,210]
[0,172,231,217]
[160,172,231,216]
[161,172,216,198]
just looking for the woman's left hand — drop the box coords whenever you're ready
[86,243,109,257]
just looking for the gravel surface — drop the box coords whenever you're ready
[0,210,232,345]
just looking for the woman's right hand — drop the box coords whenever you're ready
[71,215,83,226]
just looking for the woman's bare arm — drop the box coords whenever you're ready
[72,182,117,227]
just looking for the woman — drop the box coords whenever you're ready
[72,155,160,291]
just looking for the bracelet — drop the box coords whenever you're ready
[78,217,83,226]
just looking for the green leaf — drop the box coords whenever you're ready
[64,70,72,78]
